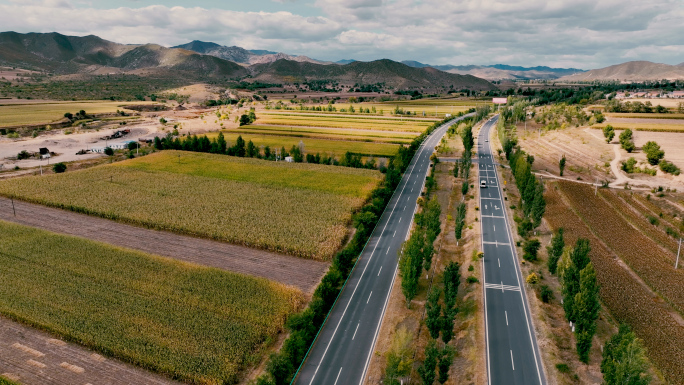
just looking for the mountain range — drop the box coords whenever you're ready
[172,40,334,66]
[0,32,495,91]
[400,61,584,80]
[558,61,684,81]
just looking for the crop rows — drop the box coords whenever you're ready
[601,191,679,256]
[207,132,401,157]
[258,115,429,132]
[232,124,418,142]
[0,151,382,260]
[558,182,684,312]
[545,184,684,383]
[0,220,303,384]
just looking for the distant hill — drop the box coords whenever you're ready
[173,40,332,66]
[401,61,582,80]
[249,59,496,91]
[559,61,684,81]
[0,32,496,92]
[0,31,248,78]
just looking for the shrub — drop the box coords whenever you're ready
[52,162,67,173]
[104,147,114,156]
[540,285,553,303]
[526,272,540,284]
[17,150,32,160]
[468,265,474,271]
[466,276,479,284]
[659,160,681,175]
[523,239,541,261]
[643,141,664,165]
[555,363,570,373]
[647,215,659,226]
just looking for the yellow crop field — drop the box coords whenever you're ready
[258,114,430,132]
[592,122,684,132]
[0,151,383,259]
[0,101,152,127]
[227,125,417,143]
[208,131,401,157]
[0,220,302,384]
[606,113,684,119]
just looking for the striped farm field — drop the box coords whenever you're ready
[606,113,684,119]
[592,122,684,132]
[226,125,417,143]
[208,131,401,157]
[0,220,303,384]
[257,114,431,132]
[545,183,684,383]
[0,151,383,260]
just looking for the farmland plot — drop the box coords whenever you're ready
[545,184,684,384]
[228,124,418,143]
[0,151,383,260]
[0,220,303,385]
[559,182,684,312]
[0,101,151,127]
[208,131,401,157]
[258,114,430,132]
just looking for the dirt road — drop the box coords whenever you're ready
[0,197,328,292]
[0,316,179,385]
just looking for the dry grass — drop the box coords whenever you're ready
[0,101,152,127]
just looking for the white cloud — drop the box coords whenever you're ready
[1,0,683,68]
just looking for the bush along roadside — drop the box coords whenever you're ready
[255,112,472,385]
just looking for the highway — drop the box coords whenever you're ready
[294,113,474,385]
[477,116,547,385]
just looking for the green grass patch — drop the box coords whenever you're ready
[0,220,303,384]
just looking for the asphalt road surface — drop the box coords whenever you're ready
[478,116,547,385]
[294,113,474,385]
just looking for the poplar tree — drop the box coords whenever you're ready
[575,262,600,362]
[426,288,442,339]
[547,228,565,274]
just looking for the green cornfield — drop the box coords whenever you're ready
[0,220,303,384]
[0,151,382,260]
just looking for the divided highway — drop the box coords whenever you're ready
[478,116,547,385]
[294,113,474,385]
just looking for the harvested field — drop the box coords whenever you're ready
[0,220,303,384]
[0,315,179,385]
[545,182,684,383]
[0,151,383,260]
[560,182,684,312]
[227,124,418,143]
[593,122,684,133]
[606,113,684,120]
[517,127,613,180]
[209,131,401,157]
[257,114,430,132]
[0,197,327,292]
[0,101,151,128]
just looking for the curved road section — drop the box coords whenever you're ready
[478,116,546,385]
[294,113,474,385]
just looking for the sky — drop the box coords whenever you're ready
[1,0,683,69]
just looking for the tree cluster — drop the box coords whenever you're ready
[601,324,652,385]
[400,197,441,306]
[509,149,546,237]
[619,129,635,153]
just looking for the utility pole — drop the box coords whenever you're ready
[676,238,681,269]
[11,197,16,217]
[595,177,599,195]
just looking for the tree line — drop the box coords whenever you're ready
[153,133,381,170]
[547,230,651,383]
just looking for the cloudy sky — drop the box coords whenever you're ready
[1,0,683,69]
